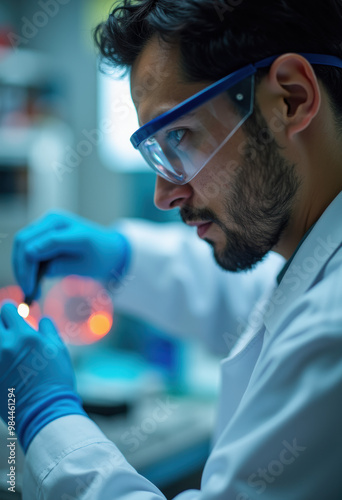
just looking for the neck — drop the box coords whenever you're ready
[274,140,342,260]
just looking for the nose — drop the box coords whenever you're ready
[154,175,193,210]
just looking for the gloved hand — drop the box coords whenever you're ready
[0,302,87,453]
[13,210,131,300]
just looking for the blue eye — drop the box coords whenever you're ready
[166,129,187,148]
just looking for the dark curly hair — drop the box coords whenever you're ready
[94,0,342,123]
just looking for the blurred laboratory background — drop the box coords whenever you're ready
[0,1,220,498]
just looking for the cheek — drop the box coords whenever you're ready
[193,153,242,205]
[190,167,230,209]
[189,127,247,207]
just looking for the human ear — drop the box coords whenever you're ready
[267,54,321,139]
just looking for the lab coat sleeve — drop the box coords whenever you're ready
[23,278,342,500]
[112,219,284,355]
[23,415,202,500]
[23,415,167,500]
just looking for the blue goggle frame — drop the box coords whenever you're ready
[130,53,342,149]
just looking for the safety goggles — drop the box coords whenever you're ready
[130,54,342,185]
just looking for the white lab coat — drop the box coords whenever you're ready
[112,220,283,355]
[23,192,342,499]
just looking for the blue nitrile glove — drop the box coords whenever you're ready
[13,210,131,300]
[0,302,87,453]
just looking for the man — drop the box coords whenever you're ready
[1,0,342,498]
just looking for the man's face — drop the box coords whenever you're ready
[131,37,301,272]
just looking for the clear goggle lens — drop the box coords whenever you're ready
[138,74,255,184]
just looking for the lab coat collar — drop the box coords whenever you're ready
[264,190,342,334]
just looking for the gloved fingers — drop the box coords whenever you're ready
[13,248,38,298]
[0,303,15,334]
[39,317,65,349]
[46,254,84,277]
[39,316,60,337]
[14,211,71,258]
[15,228,82,297]
[13,212,72,293]
[25,229,82,261]
[0,302,33,331]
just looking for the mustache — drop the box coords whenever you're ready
[179,205,216,224]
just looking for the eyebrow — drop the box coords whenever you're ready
[139,108,197,128]
[138,105,174,127]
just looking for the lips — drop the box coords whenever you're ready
[186,221,212,239]
[197,222,212,238]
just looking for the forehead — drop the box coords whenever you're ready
[130,36,212,126]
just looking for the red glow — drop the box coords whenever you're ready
[88,311,112,337]
[0,285,41,330]
[43,275,114,345]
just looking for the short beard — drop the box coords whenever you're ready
[182,104,302,272]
